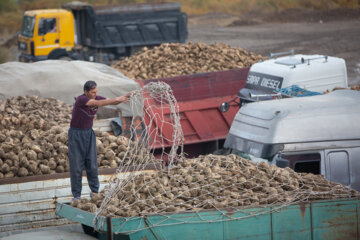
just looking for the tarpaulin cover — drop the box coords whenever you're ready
[0,60,141,116]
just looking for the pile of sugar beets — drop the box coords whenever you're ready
[0,96,150,178]
[112,42,266,80]
[72,154,359,217]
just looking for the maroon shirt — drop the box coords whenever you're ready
[70,94,106,129]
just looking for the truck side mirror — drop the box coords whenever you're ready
[273,154,289,168]
[220,102,230,112]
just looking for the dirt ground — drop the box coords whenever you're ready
[188,8,360,86]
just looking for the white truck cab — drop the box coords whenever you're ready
[224,90,360,191]
[238,54,348,101]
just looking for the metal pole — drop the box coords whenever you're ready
[106,216,113,240]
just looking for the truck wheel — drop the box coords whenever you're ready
[81,224,98,238]
[58,56,72,61]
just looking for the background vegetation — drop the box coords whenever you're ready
[0,47,9,63]
[0,0,359,34]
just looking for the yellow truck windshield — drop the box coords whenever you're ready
[21,16,35,37]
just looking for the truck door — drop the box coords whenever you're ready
[325,150,350,187]
[35,17,60,57]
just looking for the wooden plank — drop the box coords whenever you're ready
[0,199,57,215]
[0,182,105,204]
[0,209,59,225]
[0,218,74,234]
[0,197,76,234]
[0,165,158,187]
[0,168,114,186]
[0,168,156,235]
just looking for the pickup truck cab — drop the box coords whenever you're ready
[224,90,360,191]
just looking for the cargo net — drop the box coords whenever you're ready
[70,82,359,233]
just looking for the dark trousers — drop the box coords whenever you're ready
[68,127,99,198]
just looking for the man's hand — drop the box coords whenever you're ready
[115,94,130,104]
[86,93,132,107]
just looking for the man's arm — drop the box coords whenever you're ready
[86,95,130,107]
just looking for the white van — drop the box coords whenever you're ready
[220,54,348,112]
[242,54,348,99]
[224,90,360,191]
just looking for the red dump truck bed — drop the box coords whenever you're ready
[137,67,249,158]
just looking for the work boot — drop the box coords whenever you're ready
[90,192,98,199]
[72,196,81,202]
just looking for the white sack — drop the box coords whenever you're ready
[0,60,141,117]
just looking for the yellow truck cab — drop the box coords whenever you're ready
[18,9,75,62]
[18,2,188,64]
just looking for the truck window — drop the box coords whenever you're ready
[328,151,350,186]
[283,153,321,174]
[38,18,57,35]
[21,16,36,37]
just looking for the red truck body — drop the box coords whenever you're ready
[136,67,249,158]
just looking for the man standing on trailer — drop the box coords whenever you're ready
[68,80,130,201]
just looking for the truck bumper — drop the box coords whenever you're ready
[18,53,47,63]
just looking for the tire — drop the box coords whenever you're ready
[81,224,99,238]
[58,56,72,61]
